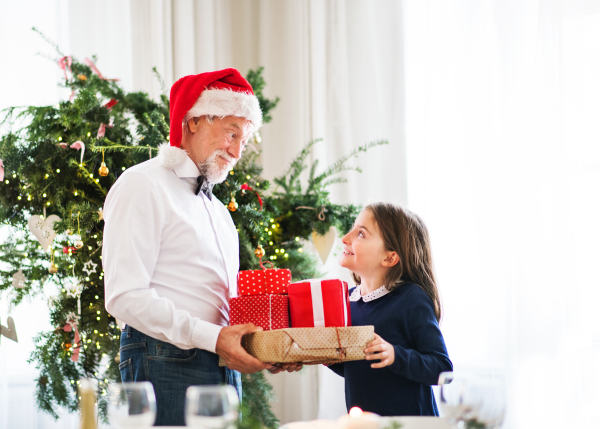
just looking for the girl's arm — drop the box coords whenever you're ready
[366,287,452,385]
[389,288,453,385]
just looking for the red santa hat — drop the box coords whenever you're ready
[169,68,262,147]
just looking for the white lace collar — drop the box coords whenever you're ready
[349,284,391,302]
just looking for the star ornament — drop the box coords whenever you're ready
[12,269,26,289]
[65,311,80,325]
[83,260,98,276]
[66,282,83,298]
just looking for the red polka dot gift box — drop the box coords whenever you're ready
[288,279,352,328]
[237,267,292,296]
[229,294,290,331]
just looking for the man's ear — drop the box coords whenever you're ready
[382,251,399,268]
[187,117,200,133]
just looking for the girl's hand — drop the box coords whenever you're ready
[364,333,395,368]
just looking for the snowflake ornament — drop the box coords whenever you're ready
[65,312,80,325]
[65,281,83,298]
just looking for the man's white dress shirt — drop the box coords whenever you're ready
[102,145,239,353]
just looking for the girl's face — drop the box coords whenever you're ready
[339,209,391,278]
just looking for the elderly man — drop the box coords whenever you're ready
[103,69,284,426]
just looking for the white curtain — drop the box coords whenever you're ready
[403,1,600,428]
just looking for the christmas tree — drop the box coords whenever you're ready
[0,35,387,426]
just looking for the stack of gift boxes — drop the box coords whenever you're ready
[229,267,352,330]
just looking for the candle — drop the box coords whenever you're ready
[337,407,380,429]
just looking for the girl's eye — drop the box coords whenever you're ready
[358,231,365,238]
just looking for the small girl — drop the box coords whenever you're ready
[328,202,452,416]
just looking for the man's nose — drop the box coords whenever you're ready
[228,139,244,160]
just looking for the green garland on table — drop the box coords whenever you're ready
[0,35,387,427]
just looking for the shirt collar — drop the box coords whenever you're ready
[173,154,200,179]
[349,284,391,302]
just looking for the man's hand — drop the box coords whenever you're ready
[267,363,303,374]
[216,324,271,373]
[364,333,395,368]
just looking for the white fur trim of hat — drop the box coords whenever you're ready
[185,88,262,132]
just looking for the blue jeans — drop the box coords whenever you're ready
[119,325,241,426]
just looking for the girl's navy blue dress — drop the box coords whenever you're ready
[328,283,452,416]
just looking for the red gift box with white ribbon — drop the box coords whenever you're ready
[288,279,351,328]
[237,267,291,296]
[229,294,290,331]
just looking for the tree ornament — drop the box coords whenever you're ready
[312,227,337,264]
[241,183,263,210]
[12,269,26,289]
[0,316,18,343]
[253,131,262,144]
[70,141,85,164]
[66,281,83,316]
[49,263,58,274]
[255,244,265,259]
[98,148,109,177]
[77,74,87,81]
[73,212,83,249]
[28,213,61,252]
[83,260,98,276]
[98,209,104,221]
[228,194,238,212]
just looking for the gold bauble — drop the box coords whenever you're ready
[98,210,104,221]
[253,132,262,144]
[49,264,58,274]
[255,244,265,259]
[75,240,84,249]
[98,162,109,177]
[77,74,87,81]
[228,199,238,212]
[66,229,73,235]
[115,354,121,364]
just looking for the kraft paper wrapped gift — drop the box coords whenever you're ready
[237,267,292,295]
[219,326,374,366]
[288,279,351,328]
[229,294,289,331]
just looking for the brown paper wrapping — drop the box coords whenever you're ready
[219,326,374,366]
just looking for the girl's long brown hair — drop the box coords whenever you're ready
[351,203,443,322]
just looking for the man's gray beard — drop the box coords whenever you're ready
[197,149,235,184]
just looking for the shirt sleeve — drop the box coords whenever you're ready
[102,171,223,352]
[387,288,453,385]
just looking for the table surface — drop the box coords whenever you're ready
[107,417,452,429]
